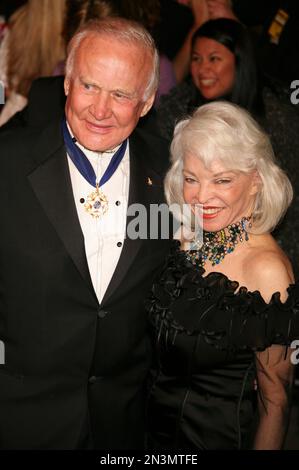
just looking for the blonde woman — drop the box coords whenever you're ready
[0,0,66,126]
[147,101,299,449]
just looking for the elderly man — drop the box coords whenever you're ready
[0,18,171,449]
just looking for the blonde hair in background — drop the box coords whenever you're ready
[7,0,66,97]
[165,101,293,234]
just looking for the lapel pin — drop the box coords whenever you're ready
[146,177,153,186]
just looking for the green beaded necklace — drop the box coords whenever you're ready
[186,216,252,267]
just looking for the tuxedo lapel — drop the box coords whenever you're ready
[27,122,167,306]
[101,130,165,305]
[27,121,96,297]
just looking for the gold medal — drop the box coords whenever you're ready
[84,185,108,218]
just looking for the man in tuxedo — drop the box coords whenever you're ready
[0,17,171,449]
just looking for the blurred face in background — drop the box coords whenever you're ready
[190,36,235,100]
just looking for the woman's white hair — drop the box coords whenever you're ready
[65,17,159,101]
[165,101,293,234]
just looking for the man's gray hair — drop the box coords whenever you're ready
[65,17,160,101]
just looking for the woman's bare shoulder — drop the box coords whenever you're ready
[243,234,294,302]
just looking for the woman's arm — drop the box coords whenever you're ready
[217,242,297,449]
[254,345,294,449]
[172,0,210,83]
[247,249,295,449]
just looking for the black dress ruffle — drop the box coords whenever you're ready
[146,241,299,449]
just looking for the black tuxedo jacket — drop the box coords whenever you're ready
[0,118,171,449]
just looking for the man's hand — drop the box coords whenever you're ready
[177,0,237,25]
[206,0,238,21]
[190,0,210,26]
[176,0,192,6]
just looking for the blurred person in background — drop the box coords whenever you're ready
[0,0,66,126]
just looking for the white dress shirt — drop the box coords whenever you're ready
[67,137,130,303]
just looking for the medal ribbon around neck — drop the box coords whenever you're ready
[62,117,127,218]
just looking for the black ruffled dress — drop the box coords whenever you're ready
[146,242,299,450]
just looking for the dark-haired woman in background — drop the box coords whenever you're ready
[156,18,262,140]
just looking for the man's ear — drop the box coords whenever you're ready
[140,94,155,117]
[250,170,262,196]
[64,77,70,96]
